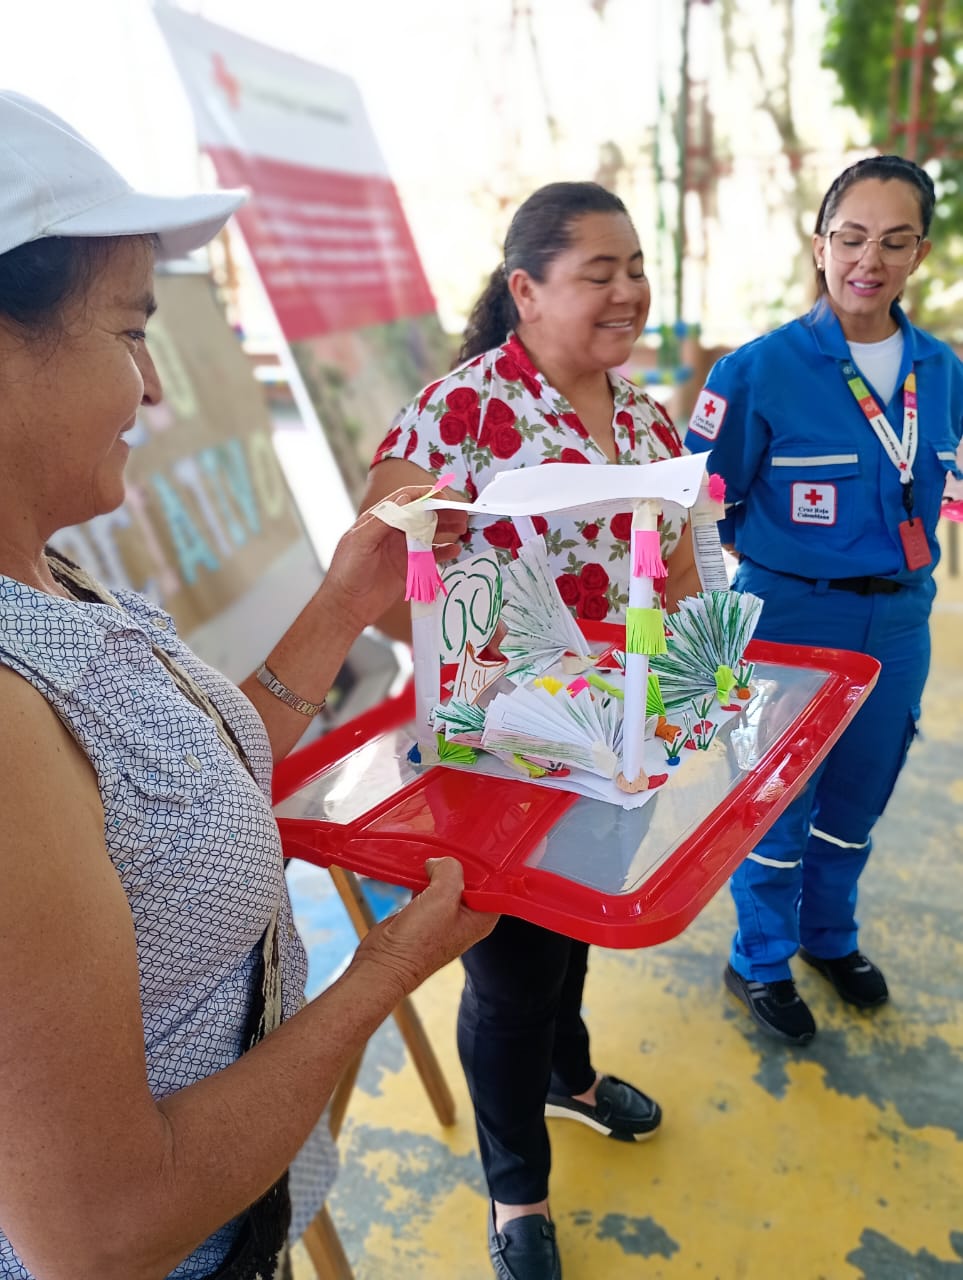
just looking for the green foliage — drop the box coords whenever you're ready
[822,0,895,138]
[822,1,963,339]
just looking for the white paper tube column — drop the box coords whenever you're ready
[411,599,442,746]
[621,589,651,785]
[620,500,662,787]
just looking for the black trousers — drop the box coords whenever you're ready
[456,915,596,1204]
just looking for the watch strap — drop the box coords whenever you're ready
[255,662,325,717]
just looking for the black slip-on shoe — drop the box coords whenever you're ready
[545,1074,661,1143]
[488,1204,561,1280]
[724,963,816,1044]
[798,948,889,1008]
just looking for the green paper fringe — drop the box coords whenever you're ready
[626,606,668,656]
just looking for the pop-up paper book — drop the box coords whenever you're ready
[272,454,881,949]
[373,455,758,810]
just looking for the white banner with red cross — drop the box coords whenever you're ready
[155,4,436,343]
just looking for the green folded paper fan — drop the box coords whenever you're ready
[432,697,486,738]
[436,734,479,764]
[646,673,667,718]
[650,590,763,712]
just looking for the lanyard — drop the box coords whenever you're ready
[840,360,918,518]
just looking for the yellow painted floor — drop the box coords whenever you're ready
[292,531,963,1280]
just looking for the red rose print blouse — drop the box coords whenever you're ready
[372,333,688,624]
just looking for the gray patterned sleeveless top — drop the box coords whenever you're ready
[0,577,335,1278]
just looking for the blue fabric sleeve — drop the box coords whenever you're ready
[952,352,963,455]
[685,349,771,547]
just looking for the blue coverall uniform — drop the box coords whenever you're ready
[685,300,963,982]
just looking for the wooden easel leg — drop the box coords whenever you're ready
[327,866,456,1126]
[301,1206,353,1280]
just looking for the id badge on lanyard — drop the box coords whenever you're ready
[840,361,932,571]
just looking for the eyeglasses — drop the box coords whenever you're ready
[826,230,923,266]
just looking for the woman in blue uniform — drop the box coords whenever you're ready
[685,156,963,1044]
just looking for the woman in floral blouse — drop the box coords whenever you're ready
[363,181,701,1280]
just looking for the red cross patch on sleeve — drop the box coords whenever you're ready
[689,388,727,441]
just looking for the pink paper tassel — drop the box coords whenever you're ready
[708,473,726,503]
[632,528,667,578]
[566,675,590,697]
[405,549,447,603]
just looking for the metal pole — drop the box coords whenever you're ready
[675,0,691,329]
[905,0,931,161]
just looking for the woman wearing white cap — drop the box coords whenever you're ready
[0,93,495,1280]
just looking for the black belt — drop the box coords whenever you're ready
[824,575,904,596]
[745,560,904,596]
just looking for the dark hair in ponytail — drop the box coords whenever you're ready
[813,155,935,295]
[457,181,630,364]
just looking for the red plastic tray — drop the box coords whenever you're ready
[273,630,879,948]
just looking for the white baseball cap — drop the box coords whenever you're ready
[0,91,246,259]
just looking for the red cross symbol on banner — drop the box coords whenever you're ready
[212,53,241,109]
[899,461,908,471]
[804,488,823,506]
[704,399,717,417]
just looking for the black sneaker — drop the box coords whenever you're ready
[799,948,889,1008]
[724,963,816,1044]
[544,1074,661,1143]
[488,1204,562,1280]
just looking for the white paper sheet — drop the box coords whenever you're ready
[423,454,708,518]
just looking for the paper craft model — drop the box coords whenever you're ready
[372,455,762,810]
